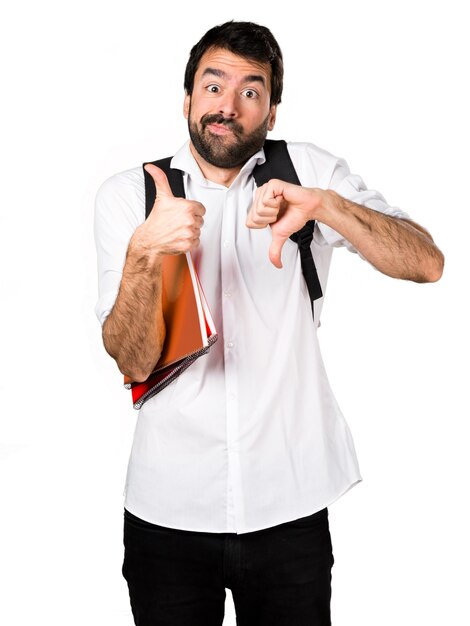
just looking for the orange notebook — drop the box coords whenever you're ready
[123,251,217,409]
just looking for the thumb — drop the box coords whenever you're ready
[269,232,287,269]
[144,164,175,198]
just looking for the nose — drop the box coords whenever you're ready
[218,90,239,118]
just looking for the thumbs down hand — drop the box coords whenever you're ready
[246,179,331,268]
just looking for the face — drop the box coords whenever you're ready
[184,47,277,169]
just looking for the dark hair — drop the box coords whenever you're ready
[184,21,284,106]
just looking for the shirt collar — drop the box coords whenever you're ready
[170,139,267,189]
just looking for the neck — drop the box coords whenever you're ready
[189,142,243,188]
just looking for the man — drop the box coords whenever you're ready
[94,20,444,626]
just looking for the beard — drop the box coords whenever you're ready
[188,106,270,169]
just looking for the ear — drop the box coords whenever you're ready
[183,93,190,120]
[267,104,277,131]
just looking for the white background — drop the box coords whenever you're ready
[1,0,468,624]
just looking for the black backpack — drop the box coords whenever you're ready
[142,139,323,319]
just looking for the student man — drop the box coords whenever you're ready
[94,20,444,626]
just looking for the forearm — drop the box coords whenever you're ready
[315,191,445,282]
[102,230,166,382]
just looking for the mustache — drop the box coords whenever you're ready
[201,114,243,136]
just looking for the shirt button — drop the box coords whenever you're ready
[226,341,234,349]
[223,240,230,248]
[224,290,232,297]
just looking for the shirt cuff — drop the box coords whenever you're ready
[314,157,411,252]
[95,291,119,327]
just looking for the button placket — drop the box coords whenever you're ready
[220,186,242,529]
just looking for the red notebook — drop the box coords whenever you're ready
[123,251,217,409]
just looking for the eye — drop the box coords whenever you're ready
[206,84,220,94]
[243,89,259,99]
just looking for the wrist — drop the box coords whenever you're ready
[128,227,164,269]
[308,188,341,223]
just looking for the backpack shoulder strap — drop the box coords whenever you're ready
[253,139,301,187]
[253,140,323,314]
[142,157,185,219]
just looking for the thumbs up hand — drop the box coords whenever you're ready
[246,179,330,268]
[134,164,206,257]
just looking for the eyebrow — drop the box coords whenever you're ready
[201,67,266,87]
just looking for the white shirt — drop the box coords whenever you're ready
[94,140,410,534]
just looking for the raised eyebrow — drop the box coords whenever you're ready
[201,68,266,88]
[201,68,227,80]
[243,75,266,88]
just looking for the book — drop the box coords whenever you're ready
[123,251,217,409]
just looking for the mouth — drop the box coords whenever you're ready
[206,123,234,136]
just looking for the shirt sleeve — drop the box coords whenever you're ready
[314,157,411,254]
[93,168,145,326]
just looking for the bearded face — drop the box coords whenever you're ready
[183,48,277,171]
[187,105,271,169]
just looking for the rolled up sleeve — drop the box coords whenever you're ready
[314,157,411,254]
[93,168,144,326]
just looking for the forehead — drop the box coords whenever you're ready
[195,47,271,88]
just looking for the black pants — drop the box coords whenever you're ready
[122,506,334,626]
